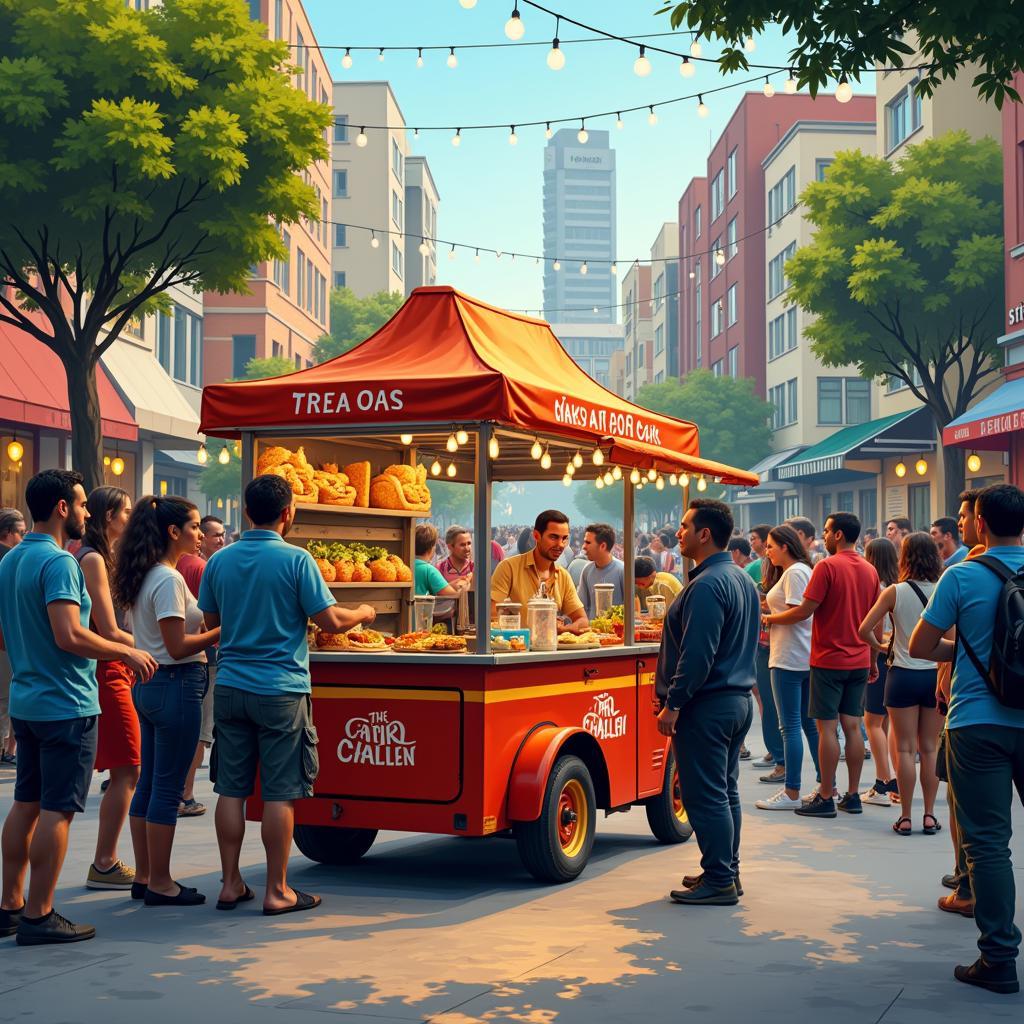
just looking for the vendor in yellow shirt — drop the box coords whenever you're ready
[490,510,589,634]
[634,555,683,611]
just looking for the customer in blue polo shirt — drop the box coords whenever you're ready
[199,474,375,916]
[911,483,1024,996]
[0,470,155,946]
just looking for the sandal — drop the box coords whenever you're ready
[892,816,912,836]
[923,814,942,836]
[263,890,321,916]
[216,885,255,911]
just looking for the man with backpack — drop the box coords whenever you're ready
[910,483,1024,996]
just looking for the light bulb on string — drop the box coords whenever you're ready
[592,448,605,466]
[504,6,524,40]
[595,477,604,490]
[680,57,695,78]
[895,460,907,478]
[580,261,588,275]
[196,444,208,465]
[416,47,424,68]
[111,456,125,477]
[452,128,462,147]
[6,438,24,463]
[634,45,652,77]
[104,456,111,466]
[459,0,477,8]
[530,438,543,460]
[690,37,702,58]
[603,470,614,486]
[509,126,518,145]
[446,433,459,453]
[448,245,456,261]
[696,476,708,492]
[967,452,982,473]
[915,458,928,476]
[545,122,553,139]
[836,75,853,103]
[629,468,641,485]
[218,447,231,465]
[615,112,624,129]
[562,474,572,487]
[341,47,353,69]
[540,448,552,470]
[378,48,385,62]
[689,269,695,279]
[547,21,565,71]
[647,468,657,482]
[455,428,469,446]
[430,458,442,477]
[356,127,367,147]
[572,451,583,468]
[745,36,756,52]
[656,476,665,491]
[669,473,678,486]
[446,462,457,478]
[400,434,413,445]
[447,47,458,68]
[610,262,617,275]
[552,259,560,271]
[697,95,709,118]
[715,248,725,266]
[488,435,500,459]
[612,465,622,481]
[763,76,775,97]
[647,105,658,126]
[418,239,429,256]
[577,119,588,144]
[565,462,575,476]
[680,473,690,487]
[496,250,502,260]
[414,128,419,137]
[785,68,798,93]
[370,231,379,248]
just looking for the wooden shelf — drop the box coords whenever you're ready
[326,581,413,590]
[296,502,426,518]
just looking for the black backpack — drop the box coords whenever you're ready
[958,555,1024,710]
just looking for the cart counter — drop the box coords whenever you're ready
[309,643,661,666]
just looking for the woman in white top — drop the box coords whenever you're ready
[112,497,220,905]
[858,532,942,836]
[756,524,820,810]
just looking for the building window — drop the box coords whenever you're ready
[712,359,724,377]
[818,378,843,425]
[694,205,702,238]
[232,334,256,379]
[156,311,170,373]
[333,170,348,197]
[727,284,738,326]
[815,158,834,182]
[273,0,282,37]
[860,488,877,531]
[769,379,798,428]
[711,170,724,221]
[334,223,347,247]
[768,166,796,228]
[838,490,855,513]
[886,77,922,152]
[295,28,305,84]
[727,217,738,259]
[654,273,664,311]
[275,228,290,296]
[818,377,871,425]
[711,298,723,338]
[391,139,404,183]
[768,241,796,299]
[821,494,834,524]
[711,236,723,278]
[625,352,632,375]
[638,343,645,368]
[655,324,664,355]
[391,190,402,227]
[728,345,738,377]
[296,249,305,307]
[768,307,798,360]
[727,147,738,199]
[189,314,202,387]
[334,271,346,288]
[909,483,931,531]
[392,240,403,277]
[846,378,871,423]
[334,115,349,144]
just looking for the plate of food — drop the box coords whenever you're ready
[634,627,664,643]
[556,630,603,650]
[392,632,469,654]
[315,628,390,652]
[593,633,623,647]
[490,634,528,652]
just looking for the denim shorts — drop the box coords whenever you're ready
[12,715,98,813]
[211,686,318,803]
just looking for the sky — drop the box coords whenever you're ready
[304,0,876,318]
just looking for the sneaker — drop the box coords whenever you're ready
[864,748,872,760]
[756,788,801,811]
[669,882,739,906]
[0,903,24,938]
[759,765,786,784]
[16,910,95,946]
[177,799,206,818]
[938,893,975,918]
[739,746,751,761]
[837,792,863,814]
[862,782,892,806]
[954,958,1019,995]
[795,793,837,818]
[751,754,774,768]
[0,752,15,766]
[682,872,743,897]
[86,860,135,891]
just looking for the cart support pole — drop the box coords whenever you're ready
[623,477,635,647]
[475,423,492,654]
[240,432,254,536]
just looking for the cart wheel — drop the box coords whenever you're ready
[645,749,694,844]
[293,825,378,865]
[513,755,596,883]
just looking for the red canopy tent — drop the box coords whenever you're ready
[200,286,758,486]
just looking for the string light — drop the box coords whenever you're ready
[595,477,605,490]
[459,0,477,8]
[489,435,501,459]
[580,260,588,275]
[573,451,584,468]
[603,470,614,486]
[504,5,525,40]
[419,238,429,256]
[111,456,125,477]
[714,247,725,266]
[448,245,456,260]
[785,68,797,93]
[474,247,480,262]
[378,47,385,62]
[452,128,462,146]
[530,438,543,460]
[370,231,379,248]
[356,127,367,147]
[342,47,353,69]
[547,19,565,70]
[540,447,552,470]
[400,434,413,445]
[690,38,702,58]
[647,105,658,126]
[446,433,459,453]
[680,57,695,78]
[592,448,605,466]
[634,44,652,77]
[565,461,575,476]
[610,262,617,274]
[647,468,657,481]
[836,75,853,103]
[680,473,690,487]
[895,460,907,478]
[655,476,665,490]
[915,457,928,476]
[447,461,458,478]
[745,36,756,53]
[696,476,708,491]
[967,452,982,473]
[456,428,469,445]
[552,259,560,271]
[430,458,442,476]
[629,468,641,485]
[697,94,709,117]
[562,474,572,486]
[763,76,775,97]
[615,112,624,129]
[218,447,230,465]
[577,118,588,143]
[612,465,622,480]
[669,473,678,486]
[417,47,424,68]
[509,125,518,145]
[196,443,208,465]
[6,438,23,463]
[545,122,553,139]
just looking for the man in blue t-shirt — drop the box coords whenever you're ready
[199,474,375,917]
[0,471,155,947]
[911,484,1024,996]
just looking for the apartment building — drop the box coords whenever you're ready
[203,0,332,384]
[549,324,625,390]
[649,224,679,384]
[621,263,652,399]
[404,156,440,292]
[678,176,708,376]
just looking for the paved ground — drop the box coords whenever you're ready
[1,739,1021,1023]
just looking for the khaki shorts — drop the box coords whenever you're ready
[809,667,868,720]
[211,685,318,803]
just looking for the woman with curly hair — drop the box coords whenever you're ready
[858,532,943,836]
[74,486,138,892]
[113,496,219,905]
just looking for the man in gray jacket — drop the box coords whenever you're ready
[656,499,760,906]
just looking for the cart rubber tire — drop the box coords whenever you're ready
[293,825,378,865]
[513,755,596,883]
[645,749,694,844]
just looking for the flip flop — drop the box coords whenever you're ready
[923,814,942,836]
[263,890,321,917]
[216,885,255,911]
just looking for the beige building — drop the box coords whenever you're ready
[404,156,440,291]
[649,224,679,385]
[621,263,652,399]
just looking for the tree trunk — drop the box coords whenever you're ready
[942,440,966,518]
[64,351,105,494]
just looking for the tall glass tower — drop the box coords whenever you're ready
[542,129,617,324]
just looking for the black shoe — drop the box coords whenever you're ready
[99,777,110,793]
[681,872,743,897]
[837,792,863,814]
[0,753,15,766]
[131,882,147,901]
[941,873,959,891]
[795,793,837,818]
[144,884,206,907]
[739,746,751,761]
[669,882,739,906]
[0,903,24,938]
[16,910,95,946]
[954,958,1019,995]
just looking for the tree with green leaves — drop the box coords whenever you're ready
[575,371,773,522]
[0,0,330,491]
[313,287,405,362]
[659,2,1023,105]
[786,131,1003,513]
[235,355,295,381]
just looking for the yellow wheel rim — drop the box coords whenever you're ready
[671,766,689,825]
[557,778,589,858]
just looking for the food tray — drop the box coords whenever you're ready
[392,646,468,655]
[556,641,602,651]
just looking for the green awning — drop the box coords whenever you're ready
[777,408,934,481]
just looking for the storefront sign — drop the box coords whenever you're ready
[291,389,404,417]
[885,486,907,520]
[553,395,663,446]
[946,410,1024,444]
[1008,301,1024,327]
[337,710,416,767]
[583,692,627,740]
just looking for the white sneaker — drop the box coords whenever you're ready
[751,755,775,768]
[862,785,892,806]
[756,788,802,811]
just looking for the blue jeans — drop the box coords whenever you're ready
[771,668,820,791]
[756,645,784,764]
[130,664,207,826]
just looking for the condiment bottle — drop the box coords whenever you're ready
[526,583,558,652]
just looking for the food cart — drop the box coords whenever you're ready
[200,286,758,882]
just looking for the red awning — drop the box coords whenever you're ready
[0,321,137,442]
[201,286,758,486]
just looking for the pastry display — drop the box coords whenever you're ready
[308,542,337,583]
[557,630,603,649]
[343,461,371,508]
[257,445,318,500]
[369,463,432,513]
[307,541,412,585]
[312,468,357,506]
[392,632,468,653]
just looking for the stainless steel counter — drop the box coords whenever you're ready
[309,642,661,667]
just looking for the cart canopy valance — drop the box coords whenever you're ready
[200,286,758,486]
